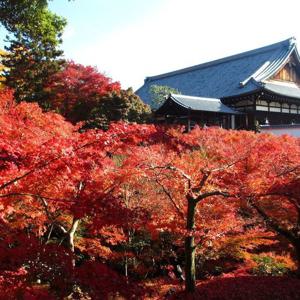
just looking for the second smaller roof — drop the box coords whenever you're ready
[168,94,240,114]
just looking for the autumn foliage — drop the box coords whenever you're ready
[44,61,151,127]
[0,88,300,298]
[45,61,121,122]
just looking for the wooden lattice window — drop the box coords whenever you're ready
[282,103,290,113]
[269,102,281,112]
[291,104,297,114]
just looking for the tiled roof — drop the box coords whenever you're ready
[263,82,300,99]
[136,38,298,105]
[158,94,240,115]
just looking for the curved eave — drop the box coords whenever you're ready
[240,38,298,87]
[255,45,296,82]
[222,82,300,102]
[262,84,300,101]
[221,86,263,101]
[157,94,241,115]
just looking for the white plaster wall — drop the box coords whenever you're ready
[261,127,300,137]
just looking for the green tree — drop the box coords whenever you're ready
[0,1,72,31]
[85,88,151,130]
[0,0,48,32]
[149,84,181,109]
[0,0,67,105]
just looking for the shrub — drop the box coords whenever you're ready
[251,255,290,276]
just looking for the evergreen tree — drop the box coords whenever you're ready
[0,0,48,32]
[0,0,67,105]
[149,84,181,109]
[86,88,151,129]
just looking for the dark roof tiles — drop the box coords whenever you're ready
[263,82,300,99]
[162,94,240,114]
[136,38,298,104]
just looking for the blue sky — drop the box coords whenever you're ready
[2,0,300,89]
[49,0,162,54]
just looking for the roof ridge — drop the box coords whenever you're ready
[145,37,295,82]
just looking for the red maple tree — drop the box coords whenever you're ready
[45,61,121,122]
[1,89,300,297]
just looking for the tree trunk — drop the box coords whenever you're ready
[66,218,80,252]
[185,198,196,293]
[65,218,79,268]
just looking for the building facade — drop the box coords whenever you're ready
[136,37,300,131]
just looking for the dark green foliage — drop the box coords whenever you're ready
[252,255,290,276]
[0,0,67,105]
[85,88,151,129]
[0,0,48,32]
[149,84,181,109]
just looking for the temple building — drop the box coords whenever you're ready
[136,37,300,132]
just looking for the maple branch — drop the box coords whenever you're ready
[276,164,300,177]
[0,164,51,192]
[149,150,249,195]
[57,217,80,253]
[155,179,185,220]
[103,184,117,195]
[204,145,255,174]
[67,218,80,252]
[147,164,192,191]
[69,218,80,236]
[192,162,239,193]
[247,197,297,244]
[46,224,54,242]
[192,170,211,193]
[38,196,53,222]
[0,192,73,242]
[288,198,300,227]
[198,171,211,189]
[0,192,72,202]
[166,165,192,190]
[0,135,111,192]
[256,192,300,212]
[57,224,68,234]
[193,190,231,203]
[148,165,190,180]
[194,235,206,249]
[256,192,300,231]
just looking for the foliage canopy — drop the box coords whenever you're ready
[1,88,300,297]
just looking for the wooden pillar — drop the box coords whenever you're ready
[187,107,191,132]
[231,114,235,129]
